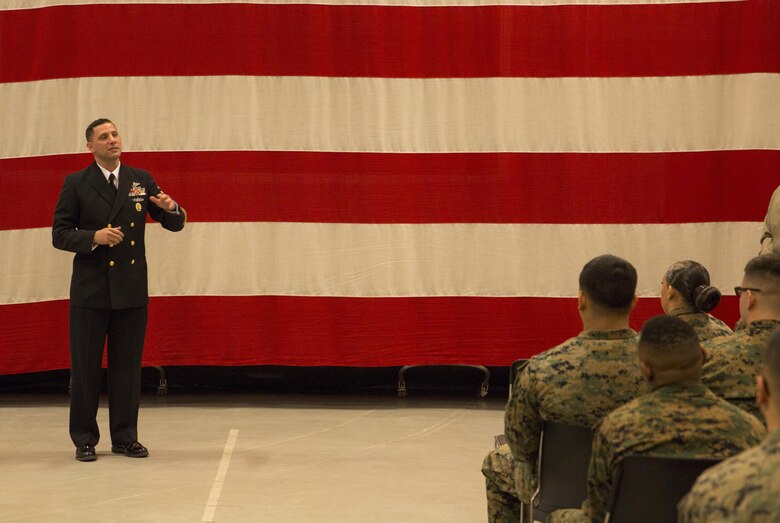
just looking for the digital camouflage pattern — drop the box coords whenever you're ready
[549,384,766,523]
[482,443,522,523]
[669,306,732,342]
[702,319,780,422]
[678,429,780,522]
[486,329,643,522]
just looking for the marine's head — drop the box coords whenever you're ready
[661,260,721,314]
[578,254,637,325]
[738,254,780,325]
[638,315,704,390]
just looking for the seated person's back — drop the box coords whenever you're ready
[550,315,765,523]
[483,255,644,523]
[703,254,780,421]
[679,328,780,522]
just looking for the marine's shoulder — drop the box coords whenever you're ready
[705,314,731,329]
[597,393,646,427]
[529,336,583,364]
[697,444,768,484]
[599,385,700,426]
[686,441,779,512]
[533,330,636,359]
[702,330,749,352]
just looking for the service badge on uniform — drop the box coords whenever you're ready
[129,182,146,198]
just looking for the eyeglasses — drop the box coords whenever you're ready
[734,286,762,297]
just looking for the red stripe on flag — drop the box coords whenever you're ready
[0,296,739,375]
[2,2,778,82]
[2,150,778,230]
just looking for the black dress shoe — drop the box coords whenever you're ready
[111,441,149,458]
[75,444,97,462]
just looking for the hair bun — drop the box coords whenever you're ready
[693,284,721,312]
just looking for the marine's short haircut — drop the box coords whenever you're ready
[762,328,780,397]
[85,118,114,141]
[638,315,701,371]
[579,254,637,311]
[665,260,721,313]
[744,254,780,286]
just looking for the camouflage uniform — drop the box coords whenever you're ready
[702,319,780,421]
[482,443,521,523]
[760,184,780,255]
[678,429,780,522]
[483,329,643,523]
[669,306,732,342]
[550,384,766,523]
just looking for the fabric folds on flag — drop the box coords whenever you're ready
[0,0,779,374]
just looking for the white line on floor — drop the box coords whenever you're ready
[201,428,239,522]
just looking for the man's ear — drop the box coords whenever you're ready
[639,360,653,384]
[756,374,770,409]
[578,289,587,312]
[747,290,759,311]
[629,295,638,313]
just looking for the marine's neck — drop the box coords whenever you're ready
[582,316,630,332]
[765,407,780,433]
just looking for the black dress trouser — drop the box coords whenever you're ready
[69,305,148,448]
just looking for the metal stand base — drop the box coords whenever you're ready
[150,365,168,396]
[68,365,168,396]
[397,364,490,398]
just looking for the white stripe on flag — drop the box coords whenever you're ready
[1,74,778,159]
[0,221,763,305]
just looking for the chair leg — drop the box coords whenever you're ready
[151,365,167,396]
[519,502,532,523]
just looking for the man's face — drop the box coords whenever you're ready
[87,122,122,165]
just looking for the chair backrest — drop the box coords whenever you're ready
[532,421,594,517]
[508,358,529,397]
[494,359,529,449]
[604,455,722,523]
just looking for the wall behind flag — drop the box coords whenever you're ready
[0,0,779,374]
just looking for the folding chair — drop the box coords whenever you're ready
[494,359,529,448]
[509,358,529,396]
[525,421,593,522]
[604,454,721,523]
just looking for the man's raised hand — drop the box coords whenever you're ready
[150,191,177,211]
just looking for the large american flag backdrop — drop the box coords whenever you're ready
[0,0,778,375]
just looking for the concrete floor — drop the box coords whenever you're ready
[0,390,505,522]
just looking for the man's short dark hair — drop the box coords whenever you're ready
[579,254,637,311]
[86,118,114,141]
[638,315,701,371]
[744,254,780,284]
[762,328,780,397]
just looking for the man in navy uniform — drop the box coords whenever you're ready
[53,118,187,461]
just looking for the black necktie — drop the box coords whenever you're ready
[108,173,117,193]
